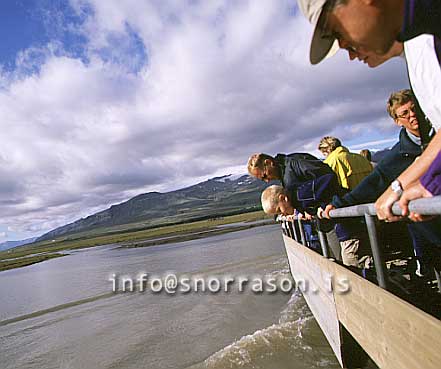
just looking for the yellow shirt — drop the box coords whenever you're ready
[324,146,373,190]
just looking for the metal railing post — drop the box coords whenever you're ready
[291,219,299,242]
[285,221,290,237]
[364,214,388,289]
[297,218,307,246]
[284,220,292,238]
[281,221,288,236]
[434,269,441,294]
[318,231,329,258]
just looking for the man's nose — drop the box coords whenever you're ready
[339,39,357,60]
[348,49,357,60]
[338,39,349,50]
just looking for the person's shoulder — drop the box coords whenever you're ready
[333,146,347,156]
[324,149,340,162]
[286,152,318,160]
[351,151,371,162]
[398,129,423,155]
[375,141,407,172]
[404,34,436,56]
[405,34,434,46]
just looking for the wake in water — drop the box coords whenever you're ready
[188,259,341,369]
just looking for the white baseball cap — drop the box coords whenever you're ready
[297,0,339,64]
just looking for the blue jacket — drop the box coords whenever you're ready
[331,129,422,208]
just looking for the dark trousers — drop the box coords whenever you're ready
[408,218,441,271]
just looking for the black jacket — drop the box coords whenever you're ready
[331,129,422,208]
[275,153,363,241]
[274,153,341,213]
[275,153,334,191]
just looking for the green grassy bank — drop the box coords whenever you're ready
[0,211,273,272]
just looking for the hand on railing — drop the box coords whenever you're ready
[300,211,313,221]
[375,187,403,222]
[399,180,435,222]
[324,196,441,220]
[317,205,334,219]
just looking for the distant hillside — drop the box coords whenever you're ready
[0,237,37,251]
[37,174,267,242]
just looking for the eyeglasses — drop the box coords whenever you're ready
[344,45,357,53]
[396,105,416,119]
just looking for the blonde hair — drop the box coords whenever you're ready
[359,149,372,161]
[386,89,414,119]
[247,153,273,174]
[318,136,342,154]
[261,185,285,214]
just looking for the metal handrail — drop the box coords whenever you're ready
[279,196,441,291]
[328,196,441,218]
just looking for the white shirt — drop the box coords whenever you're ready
[404,35,441,131]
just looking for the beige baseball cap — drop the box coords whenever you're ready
[297,0,339,64]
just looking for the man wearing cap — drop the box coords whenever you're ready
[297,0,441,222]
[297,0,441,65]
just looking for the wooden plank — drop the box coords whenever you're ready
[330,263,441,369]
[283,235,344,367]
[283,234,441,369]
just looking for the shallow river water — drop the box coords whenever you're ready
[0,224,340,369]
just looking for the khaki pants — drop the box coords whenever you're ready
[325,229,342,261]
[340,238,373,269]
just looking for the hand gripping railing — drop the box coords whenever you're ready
[329,196,441,290]
[280,196,441,290]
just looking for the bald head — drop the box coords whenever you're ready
[261,185,294,215]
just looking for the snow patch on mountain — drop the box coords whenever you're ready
[214,173,247,183]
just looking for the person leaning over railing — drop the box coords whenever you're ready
[259,176,372,271]
[318,136,373,190]
[318,136,374,269]
[296,0,441,223]
[319,90,440,276]
[247,152,342,260]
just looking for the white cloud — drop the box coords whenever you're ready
[0,0,408,239]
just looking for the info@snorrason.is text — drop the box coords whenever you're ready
[109,273,351,295]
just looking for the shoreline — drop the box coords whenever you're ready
[0,253,67,272]
[118,220,275,249]
[0,216,274,272]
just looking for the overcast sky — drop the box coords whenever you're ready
[0,0,408,241]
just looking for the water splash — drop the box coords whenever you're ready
[188,292,339,369]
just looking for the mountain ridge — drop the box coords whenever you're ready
[0,237,38,251]
[37,174,267,242]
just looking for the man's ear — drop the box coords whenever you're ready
[394,118,402,127]
[266,158,276,168]
[278,194,289,203]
